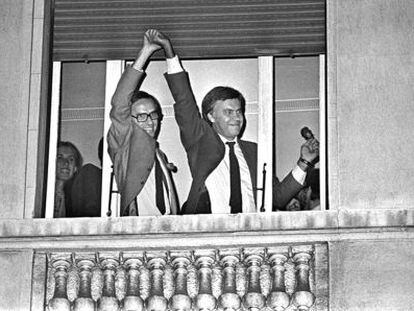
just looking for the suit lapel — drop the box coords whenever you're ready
[238,139,258,200]
[121,126,156,215]
[156,148,179,215]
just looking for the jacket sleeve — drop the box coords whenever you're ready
[164,71,210,150]
[273,173,304,210]
[107,66,146,188]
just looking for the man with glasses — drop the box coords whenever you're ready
[107,30,178,216]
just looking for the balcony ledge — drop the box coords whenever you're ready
[0,209,413,250]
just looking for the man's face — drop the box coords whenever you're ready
[56,146,77,181]
[131,98,160,138]
[207,98,244,140]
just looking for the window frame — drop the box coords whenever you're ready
[44,55,326,217]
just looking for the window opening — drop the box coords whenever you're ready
[45,55,326,217]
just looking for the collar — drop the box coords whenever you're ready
[217,133,238,146]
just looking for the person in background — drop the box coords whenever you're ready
[285,197,302,212]
[286,168,320,211]
[302,168,320,210]
[54,141,83,218]
[68,138,103,217]
[149,29,319,214]
[107,29,179,216]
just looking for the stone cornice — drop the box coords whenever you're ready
[0,209,413,250]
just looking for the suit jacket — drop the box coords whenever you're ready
[165,71,303,214]
[108,66,178,216]
[68,163,102,217]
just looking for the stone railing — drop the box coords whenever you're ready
[3,210,411,310]
[44,245,322,311]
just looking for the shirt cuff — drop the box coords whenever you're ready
[292,165,307,185]
[131,64,144,73]
[167,55,184,74]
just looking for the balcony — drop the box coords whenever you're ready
[43,244,323,311]
[2,209,413,310]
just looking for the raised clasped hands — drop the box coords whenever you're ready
[300,137,320,164]
[143,29,174,58]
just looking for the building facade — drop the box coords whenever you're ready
[0,0,413,310]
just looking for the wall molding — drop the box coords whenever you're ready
[61,98,320,121]
[275,98,319,113]
[61,107,104,121]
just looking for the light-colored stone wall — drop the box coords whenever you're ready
[330,239,414,310]
[0,0,46,218]
[0,251,33,310]
[0,0,32,218]
[328,0,414,209]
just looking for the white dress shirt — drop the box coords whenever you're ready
[136,151,171,216]
[205,136,256,214]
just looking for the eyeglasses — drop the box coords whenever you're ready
[131,111,160,122]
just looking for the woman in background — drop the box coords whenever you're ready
[54,141,83,217]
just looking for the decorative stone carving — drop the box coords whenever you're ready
[122,252,145,311]
[73,253,96,311]
[97,252,120,311]
[291,246,315,311]
[169,251,192,311]
[266,247,290,311]
[193,250,217,311]
[242,249,266,311]
[44,244,322,311]
[145,252,168,311]
[218,249,241,311]
[47,253,72,311]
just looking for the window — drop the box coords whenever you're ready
[43,0,326,217]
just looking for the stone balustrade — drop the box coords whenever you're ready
[45,245,318,311]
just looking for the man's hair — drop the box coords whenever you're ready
[57,141,83,171]
[201,86,246,125]
[131,90,162,118]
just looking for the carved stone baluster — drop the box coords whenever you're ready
[193,250,217,311]
[169,251,192,311]
[218,250,241,311]
[266,247,290,311]
[122,252,145,311]
[97,252,120,311]
[242,249,266,311]
[73,253,96,311]
[145,252,168,311]
[47,253,72,311]
[291,246,315,311]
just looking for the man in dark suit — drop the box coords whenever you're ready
[107,30,178,216]
[150,29,319,214]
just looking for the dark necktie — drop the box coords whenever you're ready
[226,142,242,213]
[155,157,166,215]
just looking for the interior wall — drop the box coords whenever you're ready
[275,57,320,179]
[328,0,414,209]
[60,62,106,167]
